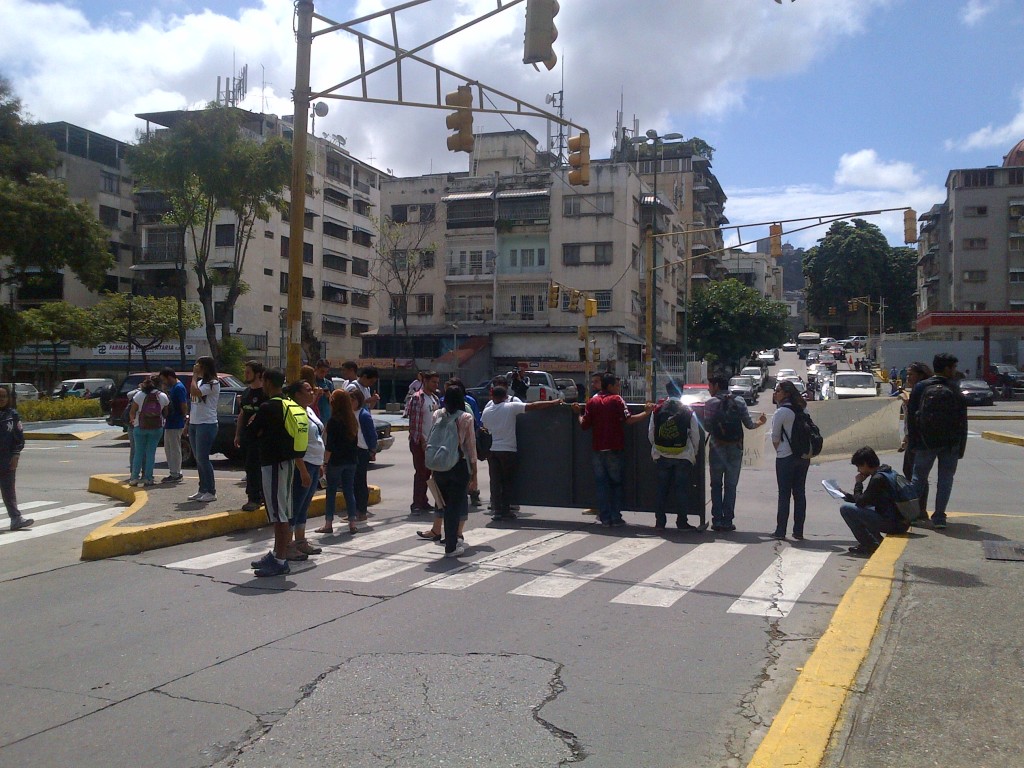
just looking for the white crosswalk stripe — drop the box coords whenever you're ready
[0,507,122,546]
[727,548,832,618]
[1,502,106,525]
[508,538,665,599]
[611,542,746,608]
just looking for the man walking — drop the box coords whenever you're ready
[704,374,767,532]
[908,352,968,530]
[407,370,440,513]
[234,361,267,512]
[159,368,188,483]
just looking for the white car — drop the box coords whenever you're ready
[740,366,765,391]
[756,350,775,366]
[782,341,798,352]
[831,371,878,399]
[776,368,801,383]
[819,337,838,349]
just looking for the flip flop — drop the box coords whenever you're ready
[417,530,442,541]
[314,525,333,534]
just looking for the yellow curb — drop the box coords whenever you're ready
[747,533,909,768]
[968,413,1024,420]
[981,431,1024,447]
[25,431,107,441]
[81,474,381,561]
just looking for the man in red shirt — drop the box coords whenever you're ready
[574,372,652,526]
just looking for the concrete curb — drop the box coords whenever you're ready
[981,430,1024,447]
[80,474,382,561]
[25,430,108,441]
[968,413,1024,420]
[747,533,909,768]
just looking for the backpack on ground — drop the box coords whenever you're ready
[425,410,463,472]
[875,468,921,525]
[782,405,824,459]
[653,401,694,455]
[916,379,963,449]
[272,396,309,454]
[137,392,164,430]
[708,394,744,443]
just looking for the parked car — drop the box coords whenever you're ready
[958,379,995,407]
[520,370,560,402]
[0,382,39,402]
[782,340,798,352]
[52,378,115,400]
[756,350,775,366]
[830,371,879,399]
[466,379,493,404]
[819,337,838,349]
[740,366,765,391]
[776,368,802,384]
[840,336,867,349]
[729,375,758,406]
[554,378,580,403]
[108,371,246,428]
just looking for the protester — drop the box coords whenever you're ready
[839,446,911,556]
[407,370,440,513]
[286,380,324,557]
[159,368,188,484]
[508,367,529,401]
[648,395,701,531]
[313,358,335,422]
[350,388,378,523]
[771,380,811,540]
[574,372,652,527]
[427,385,478,558]
[128,375,169,488]
[318,388,360,535]
[0,385,31,531]
[898,361,932,521]
[346,365,381,409]
[704,374,767,532]
[235,361,267,512]
[188,356,221,502]
[403,371,424,416]
[908,352,968,530]
[248,369,310,577]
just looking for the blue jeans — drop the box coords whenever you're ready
[592,450,624,524]
[189,422,218,494]
[911,446,959,520]
[654,457,692,526]
[709,442,743,526]
[291,461,319,529]
[355,447,371,515]
[775,455,810,536]
[324,462,357,524]
[131,427,162,482]
[433,459,470,554]
[840,503,907,549]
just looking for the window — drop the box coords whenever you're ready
[1011,301,1024,310]
[326,156,341,180]
[563,196,581,216]
[100,171,119,194]
[563,244,581,265]
[99,205,119,229]
[521,294,535,317]
[963,270,987,282]
[390,205,408,223]
[963,237,987,250]
[1010,169,1024,186]
[324,187,349,208]
[280,236,313,264]
[412,294,434,315]
[264,230,274,238]
[280,273,312,296]
[213,302,234,324]
[323,220,349,240]
[1009,270,1024,283]
[263,268,273,276]
[594,243,613,265]
[563,193,613,217]
[964,302,987,311]
[322,283,348,304]
[595,290,612,312]
[961,170,994,188]
[538,248,546,266]
[509,249,517,267]
[215,223,235,247]
[304,211,315,230]
[520,248,535,267]
[351,292,370,308]
[323,252,348,272]
[264,305,273,312]
[352,257,369,277]
[350,322,369,337]
[965,206,988,217]
[322,317,347,336]
[421,250,435,268]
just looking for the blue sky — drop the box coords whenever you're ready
[3,0,1023,249]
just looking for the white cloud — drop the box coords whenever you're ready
[945,88,1024,152]
[961,0,998,26]
[834,149,921,190]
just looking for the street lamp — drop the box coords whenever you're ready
[631,129,682,401]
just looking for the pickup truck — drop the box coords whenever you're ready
[520,370,560,402]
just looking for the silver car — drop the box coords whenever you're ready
[729,375,758,406]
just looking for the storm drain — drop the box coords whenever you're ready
[982,540,1024,562]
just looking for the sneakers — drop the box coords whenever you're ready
[676,517,696,531]
[931,515,947,530]
[254,558,290,577]
[241,501,262,512]
[196,492,216,503]
[187,491,204,501]
[9,517,34,532]
[251,550,276,569]
[143,479,156,487]
[469,490,481,506]
[294,540,322,555]
[711,523,737,532]
[283,544,309,562]
[445,542,466,558]
[127,479,141,487]
[161,474,184,484]
[847,544,878,557]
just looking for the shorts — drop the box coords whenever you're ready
[261,460,295,524]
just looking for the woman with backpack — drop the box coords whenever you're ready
[188,356,221,503]
[317,388,360,536]
[771,380,811,540]
[426,385,478,558]
[128,375,169,487]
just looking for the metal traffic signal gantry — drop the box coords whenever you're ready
[445,85,474,153]
[567,132,591,186]
[523,0,559,70]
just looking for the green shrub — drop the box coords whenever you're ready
[218,336,247,378]
[19,397,103,422]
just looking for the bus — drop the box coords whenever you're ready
[796,331,822,360]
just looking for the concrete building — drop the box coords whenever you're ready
[722,248,783,300]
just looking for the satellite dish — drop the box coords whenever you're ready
[313,102,329,117]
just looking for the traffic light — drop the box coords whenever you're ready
[903,208,917,244]
[828,306,837,317]
[569,289,581,312]
[567,132,591,186]
[523,0,559,70]
[584,297,598,318]
[848,300,856,312]
[593,346,601,361]
[548,282,560,309]
[578,325,587,341]
[445,85,474,153]
[769,223,783,259]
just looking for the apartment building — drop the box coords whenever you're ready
[723,248,783,301]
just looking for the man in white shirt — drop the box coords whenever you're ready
[346,365,380,409]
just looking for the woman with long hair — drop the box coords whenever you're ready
[0,385,32,531]
[428,385,478,558]
[771,380,811,540]
[127,375,169,487]
[188,356,220,502]
[316,388,360,535]
[350,388,378,523]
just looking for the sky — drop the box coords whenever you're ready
[2,0,1023,250]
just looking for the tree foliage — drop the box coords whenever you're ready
[369,215,439,345]
[127,107,291,361]
[20,301,96,377]
[802,219,916,334]
[687,279,789,370]
[0,77,113,291]
[91,293,202,370]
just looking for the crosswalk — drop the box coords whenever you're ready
[0,499,123,546]
[163,523,836,618]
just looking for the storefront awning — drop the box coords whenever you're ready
[442,191,494,202]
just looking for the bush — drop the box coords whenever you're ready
[18,397,103,422]
[218,336,247,379]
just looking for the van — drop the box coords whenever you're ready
[52,378,115,399]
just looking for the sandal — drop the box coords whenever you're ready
[314,524,333,534]
[348,524,359,534]
[417,530,442,541]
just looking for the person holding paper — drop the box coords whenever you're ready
[839,446,910,556]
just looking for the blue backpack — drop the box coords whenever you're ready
[876,468,920,524]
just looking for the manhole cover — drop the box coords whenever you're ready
[982,540,1024,561]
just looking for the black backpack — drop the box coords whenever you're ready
[916,378,964,449]
[782,405,823,459]
[709,394,744,443]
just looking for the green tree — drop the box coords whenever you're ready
[0,78,113,293]
[21,302,96,384]
[686,279,789,370]
[883,246,917,332]
[127,107,291,362]
[91,293,202,370]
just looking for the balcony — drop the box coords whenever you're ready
[444,310,492,323]
[445,261,495,279]
[136,246,185,265]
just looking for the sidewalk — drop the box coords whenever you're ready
[23,416,121,440]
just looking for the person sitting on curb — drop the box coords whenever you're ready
[839,446,911,557]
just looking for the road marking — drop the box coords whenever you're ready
[611,541,746,607]
[0,502,106,524]
[508,537,664,599]
[0,500,61,514]
[0,507,121,546]
[416,531,590,590]
[727,547,831,617]
[324,527,516,582]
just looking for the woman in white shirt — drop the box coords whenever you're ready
[771,380,810,540]
[188,356,221,502]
